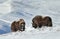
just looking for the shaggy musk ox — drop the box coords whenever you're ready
[32,16,43,28]
[11,19,25,32]
[32,15,52,28]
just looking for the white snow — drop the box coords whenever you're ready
[0,0,11,14]
[0,0,60,39]
[0,27,60,39]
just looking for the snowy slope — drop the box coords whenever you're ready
[0,20,11,34]
[0,10,33,22]
[11,0,60,27]
[0,0,60,39]
[0,0,11,14]
[0,27,60,39]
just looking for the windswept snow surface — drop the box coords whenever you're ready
[0,0,60,39]
[0,27,60,39]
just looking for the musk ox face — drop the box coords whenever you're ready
[32,15,52,29]
[11,19,25,32]
[18,19,25,31]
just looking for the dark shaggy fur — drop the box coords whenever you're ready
[11,19,25,32]
[32,15,43,28]
[32,15,52,28]
[42,16,52,27]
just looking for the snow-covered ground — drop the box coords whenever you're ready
[0,0,60,39]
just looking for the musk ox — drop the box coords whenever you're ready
[11,19,25,32]
[32,15,52,28]
[32,15,43,28]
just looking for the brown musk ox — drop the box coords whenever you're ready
[32,15,43,28]
[32,15,52,29]
[11,19,25,32]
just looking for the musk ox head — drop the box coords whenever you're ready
[32,15,43,28]
[18,19,25,31]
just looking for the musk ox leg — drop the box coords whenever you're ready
[39,25,42,28]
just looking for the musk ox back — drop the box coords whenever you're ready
[32,15,52,28]
[11,19,25,32]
